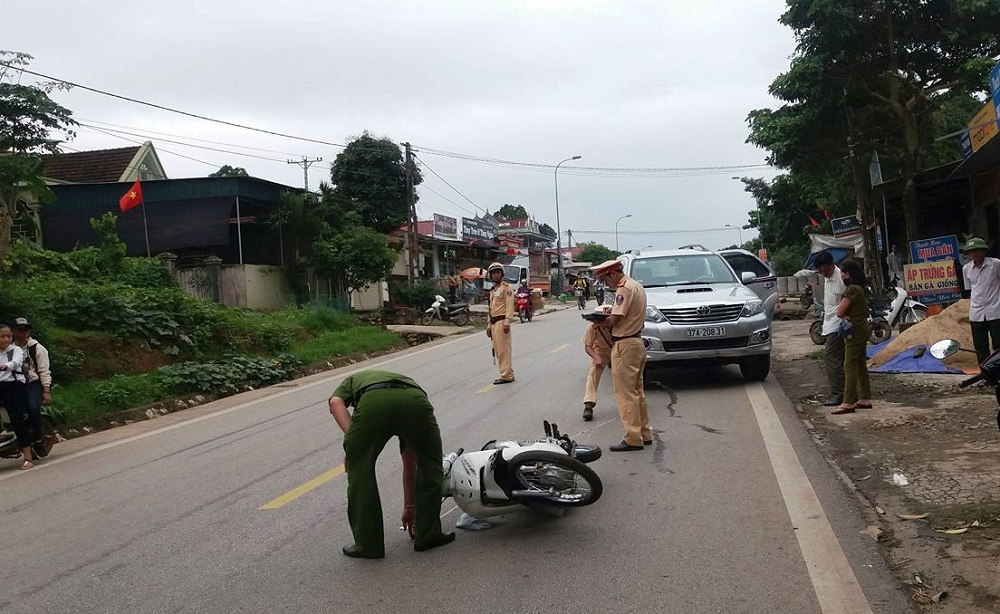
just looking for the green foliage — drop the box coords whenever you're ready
[300,305,357,334]
[312,224,398,293]
[768,244,812,277]
[494,204,529,220]
[389,279,439,309]
[538,223,557,242]
[89,212,127,276]
[0,51,77,262]
[325,132,419,234]
[120,257,176,288]
[209,165,249,177]
[577,242,619,264]
[157,354,304,396]
[292,328,402,365]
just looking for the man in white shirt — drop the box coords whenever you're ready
[815,251,847,406]
[886,245,904,286]
[961,237,1000,364]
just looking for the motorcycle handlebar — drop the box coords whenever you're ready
[959,373,984,388]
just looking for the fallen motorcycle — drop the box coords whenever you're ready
[443,421,602,519]
[1,406,58,461]
[930,339,1000,431]
[421,294,471,326]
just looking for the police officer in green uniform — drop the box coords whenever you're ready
[328,369,455,559]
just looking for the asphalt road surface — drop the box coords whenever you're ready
[0,307,915,613]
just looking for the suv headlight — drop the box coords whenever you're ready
[645,305,666,323]
[741,299,764,317]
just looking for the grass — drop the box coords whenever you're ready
[45,307,404,429]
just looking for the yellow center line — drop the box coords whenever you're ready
[259,464,345,510]
[476,383,495,394]
[551,343,571,353]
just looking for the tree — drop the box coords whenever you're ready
[0,51,76,262]
[312,225,398,295]
[577,242,618,264]
[209,165,249,177]
[325,131,419,234]
[539,223,556,240]
[493,204,529,220]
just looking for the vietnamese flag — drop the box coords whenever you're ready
[808,216,821,228]
[820,208,831,221]
[119,180,144,212]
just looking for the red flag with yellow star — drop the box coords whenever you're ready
[118,180,144,212]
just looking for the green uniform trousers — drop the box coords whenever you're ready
[343,387,446,556]
[842,323,872,405]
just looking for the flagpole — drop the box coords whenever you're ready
[236,195,244,265]
[141,203,151,257]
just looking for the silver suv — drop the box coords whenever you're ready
[619,247,774,381]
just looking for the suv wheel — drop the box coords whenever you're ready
[739,355,770,381]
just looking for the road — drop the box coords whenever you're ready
[0,307,914,614]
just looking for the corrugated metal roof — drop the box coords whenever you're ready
[47,176,304,210]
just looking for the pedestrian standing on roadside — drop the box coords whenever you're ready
[0,323,33,469]
[486,262,515,385]
[591,259,652,451]
[886,245,904,286]
[447,274,460,304]
[581,305,613,422]
[12,317,51,458]
[833,260,872,414]
[814,251,847,407]
[328,369,454,559]
[961,237,1000,365]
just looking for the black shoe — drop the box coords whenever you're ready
[414,532,455,552]
[642,440,653,446]
[582,403,594,421]
[493,378,514,385]
[822,396,843,407]
[610,441,644,452]
[342,545,384,559]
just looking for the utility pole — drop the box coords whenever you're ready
[404,142,419,282]
[286,156,323,191]
[844,109,884,292]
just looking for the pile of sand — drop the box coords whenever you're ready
[869,299,978,372]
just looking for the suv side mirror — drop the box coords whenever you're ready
[741,271,757,284]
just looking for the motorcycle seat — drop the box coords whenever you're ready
[449,302,469,309]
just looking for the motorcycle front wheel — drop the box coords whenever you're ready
[506,450,602,507]
[452,311,470,326]
[419,311,435,326]
[518,309,525,324]
[870,320,892,345]
[572,444,602,464]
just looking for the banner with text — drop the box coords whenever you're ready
[903,261,960,305]
[968,102,998,154]
[909,235,960,265]
[433,213,458,240]
[461,217,495,243]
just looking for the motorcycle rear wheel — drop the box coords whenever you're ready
[452,311,470,326]
[506,450,602,507]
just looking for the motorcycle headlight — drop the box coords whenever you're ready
[741,299,764,317]
[645,305,666,323]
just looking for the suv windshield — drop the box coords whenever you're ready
[629,254,736,287]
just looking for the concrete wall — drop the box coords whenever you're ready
[242,265,290,310]
[351,282,389,311]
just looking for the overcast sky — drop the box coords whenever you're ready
[7,0,795,252]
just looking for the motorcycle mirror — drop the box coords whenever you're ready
[543,420,552,437]
[929,339,961,360]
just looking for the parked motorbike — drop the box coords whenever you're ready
[929,339,1000,432]
[442,420,603,519]
[515,288,533,323]
[420,295,471,326]
[1,406,57,461]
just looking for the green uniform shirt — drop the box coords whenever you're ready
[842,284,869,327]
[333,370,424,407]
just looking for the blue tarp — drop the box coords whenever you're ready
[804,248,852,270]
[866,340,963,374]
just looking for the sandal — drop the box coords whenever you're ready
[20,460,33,470]
[830,404,856,415]
[856,402,873,409]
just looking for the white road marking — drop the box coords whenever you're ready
[0,332,485,482]
[745,382,873,614]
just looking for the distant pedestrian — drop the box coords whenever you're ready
[961,237,1000,365]
[814,251,846,407]
[886,245,904,285]
[447,275,459,304]
[833,260,872,414]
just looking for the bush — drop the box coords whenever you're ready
[157,353,304,396]
[390,279,439,309]
[301,305,356,333]
[120,258,177,288]
[769,244,811,277]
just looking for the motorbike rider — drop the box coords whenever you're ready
[516,280,533,319]
[487,262,516,384]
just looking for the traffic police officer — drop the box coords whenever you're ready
[591,259,652,451]
[486,262,516,384]
[329,369,455,559]
[581,305,613,421]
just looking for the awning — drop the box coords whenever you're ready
[949,133,1000,178]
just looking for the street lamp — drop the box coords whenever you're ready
[555,155,581,295]
[615,214,632,252]
[732,176,764,254]
[725,224,743,246]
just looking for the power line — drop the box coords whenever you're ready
[412,155,490,216]
[572,227,741,235]
[420,185,478,218]
[78,123,289,163]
